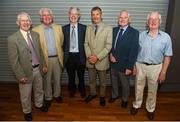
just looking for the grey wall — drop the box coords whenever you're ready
[0,0,172,86]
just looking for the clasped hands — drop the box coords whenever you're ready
[88,55,98,64]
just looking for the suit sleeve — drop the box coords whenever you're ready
[84,26,92,58]
[126,30,139,70]
[62,26,66,52]
[36,33,46,71]
[59,25,64,48]
[7,36,26,81]
[97,26,112,60]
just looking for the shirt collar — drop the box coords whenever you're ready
[20,29,30,37]
[94,22,102,27]
[146,30,161,35]
[71,23,78,28]
[120,25,128,31]
[43,24,53,29]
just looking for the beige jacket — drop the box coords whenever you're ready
[84,23,112,70]
[33,24,64,67]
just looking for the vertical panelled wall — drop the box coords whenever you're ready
[0,0,169,83]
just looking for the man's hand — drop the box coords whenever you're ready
[88,55,98,64]
[110,53,117,63]
[19,77,28,84]
[125,69,132,76]
[133,65,137,76]
[158,71,166,84]
[42,67,48,74]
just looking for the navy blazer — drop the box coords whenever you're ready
[63,23,86,66]
[111,26,139,72]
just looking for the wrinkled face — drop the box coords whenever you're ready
[69,9,80,24]
[41,10,53,26]
[148,13,160,30]
[17,14,31,32]
[118,11,129,27]
[91,10,102,24]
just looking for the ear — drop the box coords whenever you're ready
[40,17,43,23]
[16,20,19,26]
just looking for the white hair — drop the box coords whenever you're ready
[147,11,162,24]
[119,10,130,18]
[69,7,80,15]
[39,7,53,16]
[16,12,32,25]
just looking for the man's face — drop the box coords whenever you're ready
[69,9,79,24]
[41,10,53,26]
[91,10,102,24]
[148,13,160,30]
[18,14,31,32]
[118,11,129,27]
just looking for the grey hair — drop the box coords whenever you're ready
[16,12,32,24]
[39,7,53,16]
[69,7,80,15]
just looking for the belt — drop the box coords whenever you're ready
[140,62,161,65]
[48,55,58,58]
[69,52,79,55]
[32,64,39,68]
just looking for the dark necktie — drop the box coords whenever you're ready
[70,26,76,49]
[27,33,39,65]
[94,25,98,35]
[114,28,124,49]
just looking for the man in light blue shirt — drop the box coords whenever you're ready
[130,11,173,120]
[137,30,172,64]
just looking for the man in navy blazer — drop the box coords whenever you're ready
[63,7,86,98]
[108,10,139,108]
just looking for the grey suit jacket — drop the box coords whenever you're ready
[8,30,45,82]
[84,23,112,70]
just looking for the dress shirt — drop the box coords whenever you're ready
[69,23,79,52]
[20,29,30,44]
[137,30,173,64]
[44,26,57,56]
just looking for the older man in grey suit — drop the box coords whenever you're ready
[84,6,112,106]
[7,12,48,121]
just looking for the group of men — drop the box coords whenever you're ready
[7,6,172,121]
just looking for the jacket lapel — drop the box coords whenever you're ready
[17,31,29,50]
[120,26,131,41]
[67,24,71,47]
[78,24,81,47]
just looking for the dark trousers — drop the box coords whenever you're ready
[65,53,86,95]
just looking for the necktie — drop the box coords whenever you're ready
[70,26,76,49]
[94,25,98,35]
[27,33,39,65]
[114,28,124,49]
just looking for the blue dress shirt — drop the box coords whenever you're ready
[137,30,173,64]
[44,26,57,56]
